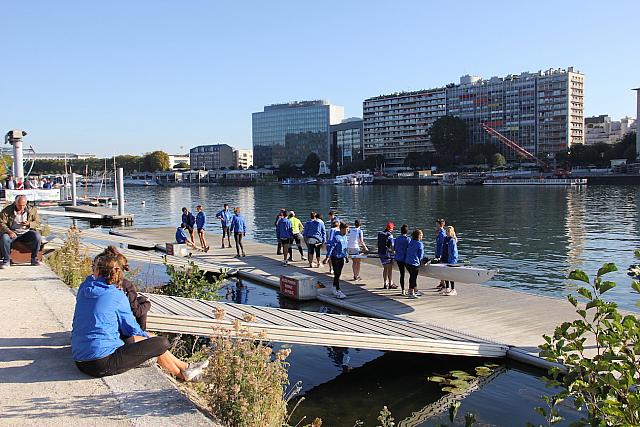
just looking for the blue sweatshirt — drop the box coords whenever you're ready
[405,239,425,267]
[276,217,293,239]
[303,219,326,243]
[216,209,233,227]
[196,211,206,229]
[326,233,348,259]
[71,276,148,361]
[435,228,446,258]
[182,211,196,228]
[176,227,187,243]
[394,235,410,262]
[230,214,246,233]
[447,238,459,264]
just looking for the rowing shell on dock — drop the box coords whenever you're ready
[423,263,497,284]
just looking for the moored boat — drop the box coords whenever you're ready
[423,263,498,284]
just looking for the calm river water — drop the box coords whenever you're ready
[96,184,640,311]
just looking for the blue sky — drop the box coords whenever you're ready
[2,1,638,156]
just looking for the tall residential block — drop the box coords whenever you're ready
[252,100,344,167]
[234,149,254,169]
[189,144,234,170]
[330,118,364,168]
[363,88,446,165]
[363,67,584,166]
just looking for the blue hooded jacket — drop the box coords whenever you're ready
[230,214,246,233]
[216,209,233,227]
[326,233,348,259]
[176,227,187,243]
[276,217,293,239]
[182,211,196,228]
[405,239,425,267]
[435,228,446,258]
[447,237,459,264]
[71,276,148,362]
[196,211,206,229]
[394,234,410,262]
[303,219,326,243]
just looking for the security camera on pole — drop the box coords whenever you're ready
[4,129,27,181]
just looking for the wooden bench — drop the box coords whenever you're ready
[9,240,45,264]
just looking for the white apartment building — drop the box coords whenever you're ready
[585,115,636,145]
[234,149,253,169]
[168,154,190,169]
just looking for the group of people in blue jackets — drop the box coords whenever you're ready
[176,204,247,257]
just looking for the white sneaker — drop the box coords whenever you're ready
[440,289,450,295]
[446,289,458,296]
[400,289,407,296]
[282,260,289,266]
[407,293,418,299]
[182,359,210,382]
[415,291,423,297]
[335,290,347,299]
[332,287,339,296]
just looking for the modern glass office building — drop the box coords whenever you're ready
[330,118,364,168]
[252,100,344,167]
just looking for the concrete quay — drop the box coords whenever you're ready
[0,263,217,427]
[114,227,591,367]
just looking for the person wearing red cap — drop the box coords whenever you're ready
[377,222,397,289]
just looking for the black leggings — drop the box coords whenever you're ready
[407,264,420,290]
[234,232,244,255]
[331,257,345,290]
[307,243,321,259]
[75,336,170,378]
[396,261,406,290]
[445,280,455,290]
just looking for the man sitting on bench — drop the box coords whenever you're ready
[0,195,42,268]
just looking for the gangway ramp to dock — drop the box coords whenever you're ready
[143,294,508,358]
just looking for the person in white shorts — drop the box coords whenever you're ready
[347,219,368,281]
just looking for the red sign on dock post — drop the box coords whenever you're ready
[279,275,299,299]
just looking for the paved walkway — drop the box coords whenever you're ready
[0,263,216,426]
[113,227,586,360]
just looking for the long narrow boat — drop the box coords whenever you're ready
[423,263,497,284]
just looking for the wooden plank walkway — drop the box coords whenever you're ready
[48,225,156,249]
[142,293,508,358]
[110,227,588,362]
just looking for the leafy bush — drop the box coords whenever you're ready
[45,227,92,288]
[200,313,291,427]
[536,260,640,426]
[159,257,224,300]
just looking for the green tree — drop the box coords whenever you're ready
[174,162,190,169]
[491,153,506,167]
[429,116,469,161]
[302,152,320,176]
[142,151,170,172]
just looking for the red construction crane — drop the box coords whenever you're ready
[480,124,548,168]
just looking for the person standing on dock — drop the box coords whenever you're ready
[230,207,247,257]
[0,195,42,268]
[275,209,286,255]
[441,226,459,296]
[303,211,325,268]
[323,221,350,299]
[328,210,340,225]
[326,220,340,274]
[181,207,196,247]
[277,210,294,265]
[394,224,411,295]
[347,219,368,281]
[405,229,425,299]
[434,218,447,290]
[377,222,397,289]
[215,204,233,249]
[195,205,210,252]
[287,211,306,262]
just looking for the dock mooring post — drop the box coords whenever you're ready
[71,173,77,206]
[117,168,125,217]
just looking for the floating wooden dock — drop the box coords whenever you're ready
[143,293,508,358]
[64,205,134,225]
[48,225,155,250]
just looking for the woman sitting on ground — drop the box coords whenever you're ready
[71,254,208,380]
[98,246,150,331]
